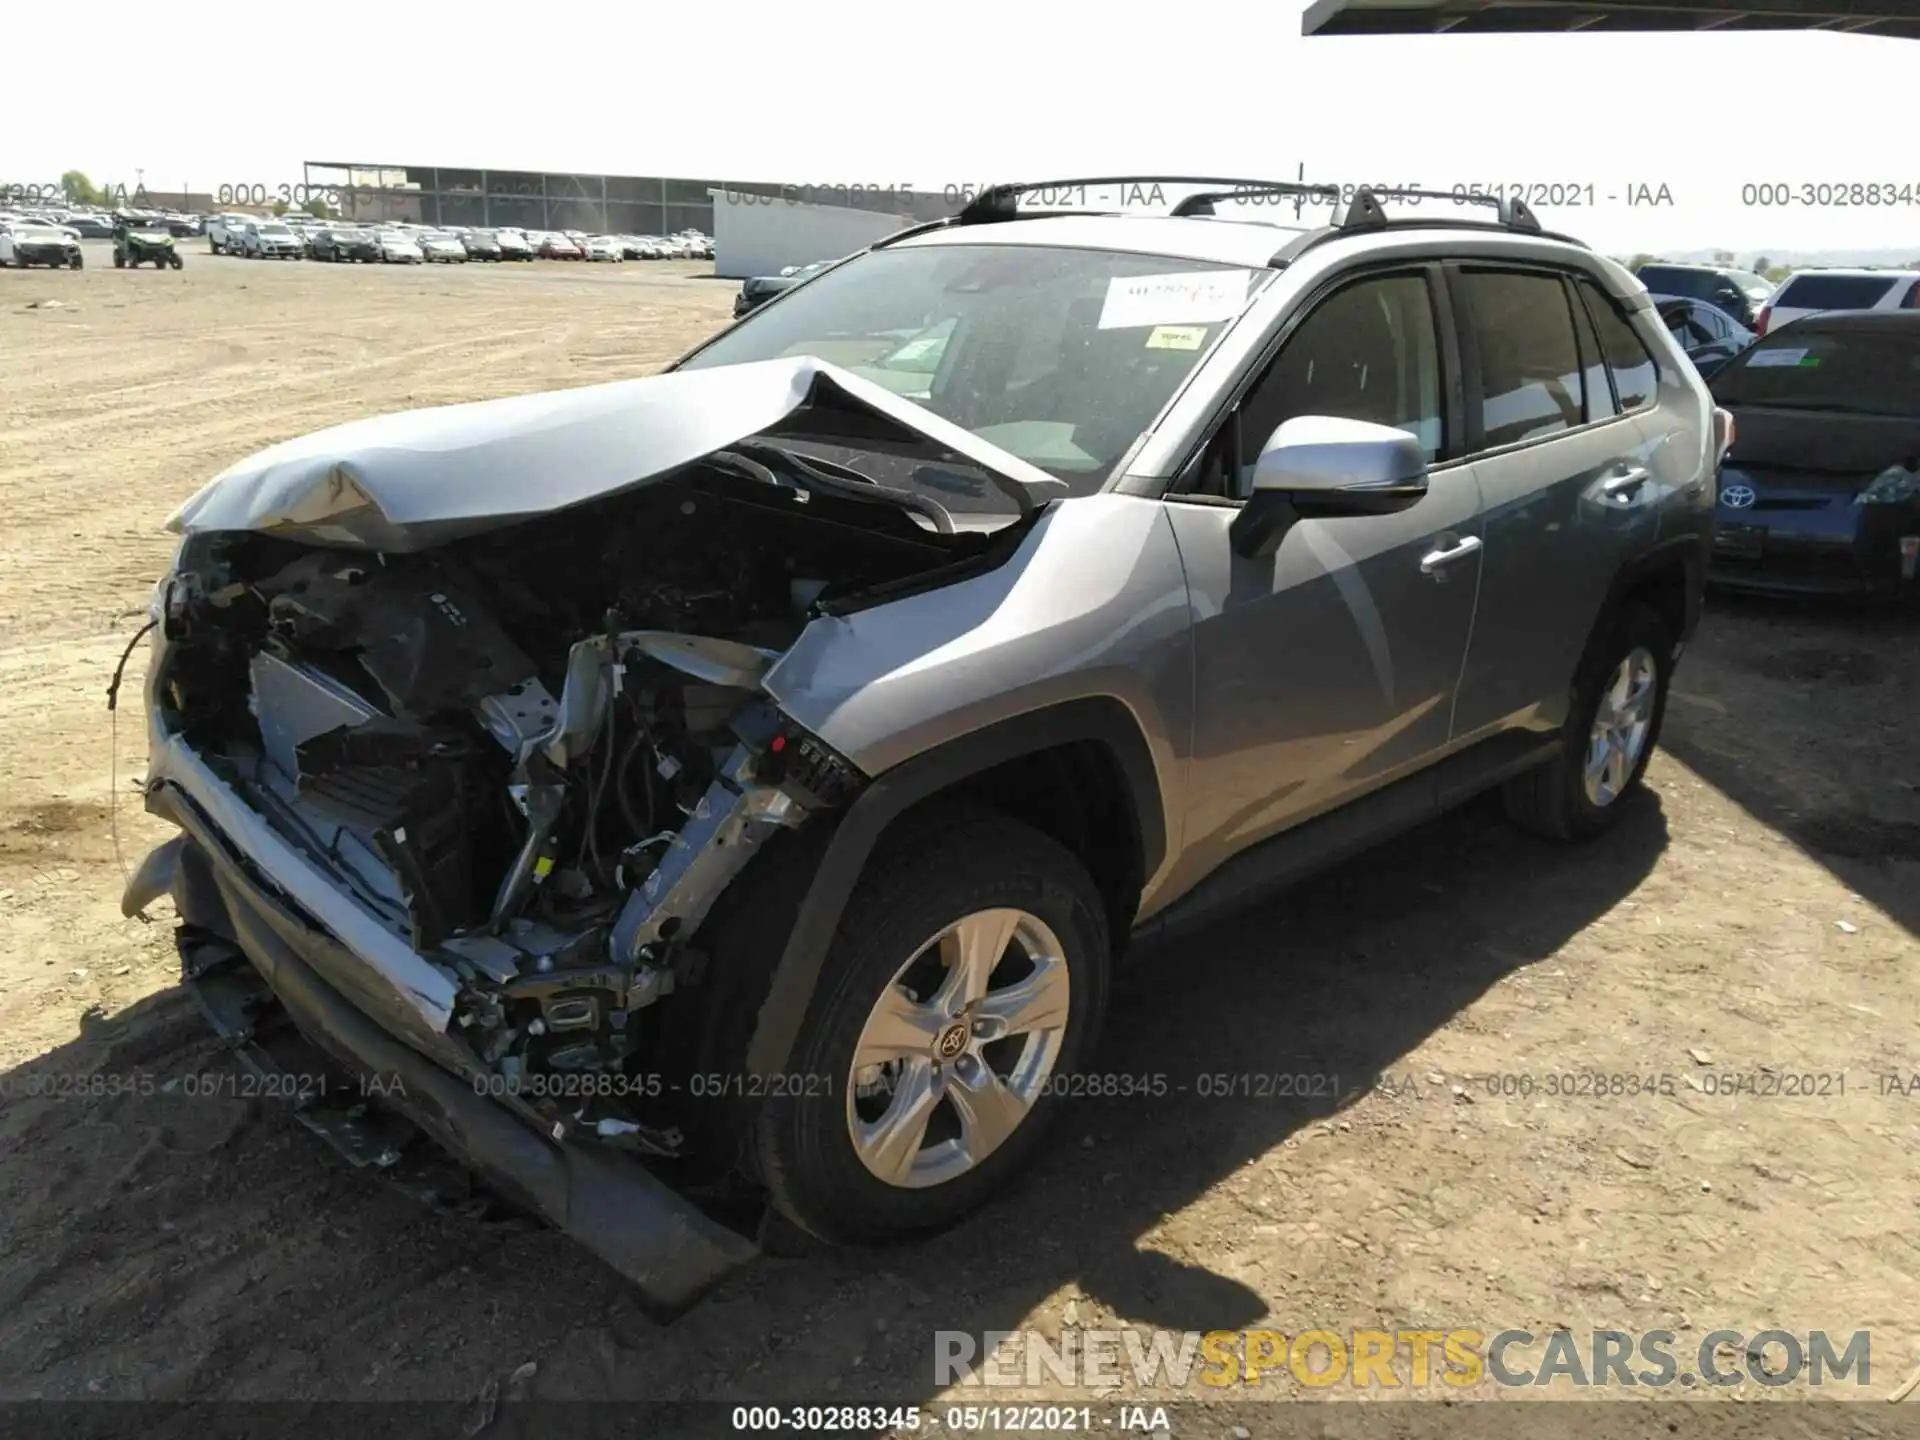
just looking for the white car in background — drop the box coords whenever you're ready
[417,230,468,263]
[206,214,257,255]
[240,219,305,259]
[1755,267,1920,334]
[584,235,623,262]
[374,229,424,264]
[493,229,534,260]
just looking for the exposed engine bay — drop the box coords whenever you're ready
[150,459,1011,1153]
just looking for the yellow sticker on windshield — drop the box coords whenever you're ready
[1145,325,1207,351]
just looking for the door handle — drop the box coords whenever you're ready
[1419,534,1482,575]
[1602,466,1651,499]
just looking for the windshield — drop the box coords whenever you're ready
[678,243,1266,491]
[261,225,292,236]
[1710,326,1920,417]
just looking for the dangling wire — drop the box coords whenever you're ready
[105,619,158,917]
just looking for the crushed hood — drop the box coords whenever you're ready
[166,357,1065,552]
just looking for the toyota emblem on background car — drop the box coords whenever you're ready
[1721,484,1757,509]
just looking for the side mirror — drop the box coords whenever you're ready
[1229,416,1430,560]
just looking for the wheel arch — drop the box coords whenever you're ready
[741,695,1165,1079]
[1572,536,1704,693]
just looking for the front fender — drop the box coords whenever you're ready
[742,694,1167,1079]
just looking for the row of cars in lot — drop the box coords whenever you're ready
[1630,261,1920,600]
[203,213,713,265]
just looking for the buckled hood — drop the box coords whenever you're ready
[165,356,1062,551]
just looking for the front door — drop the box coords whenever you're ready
[1162,267,1483,893]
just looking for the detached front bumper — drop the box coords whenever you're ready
[127,738,759,1315]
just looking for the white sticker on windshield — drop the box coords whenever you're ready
[1746,348,1810,367]
[1099,270,1251,330]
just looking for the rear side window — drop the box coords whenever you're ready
[1457,269,1585,449]
[1903,280,1920,310]
[1578,281,1658,412]
[1774,274,1899,310]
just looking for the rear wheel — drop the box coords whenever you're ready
[1502,604,1672,841]
[754,808,1111,1245]
[113,252,125,269]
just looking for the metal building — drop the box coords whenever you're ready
[299,163,957,235]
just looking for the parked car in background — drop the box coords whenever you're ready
[418,230,469,263]
[494,229,534,260]
[462,229,503,261]
[1650,295,1756,379]
[1752,268,1920,336]
[615,235,653,260]
[584,235,623,262]
[310,227,380,263]
[1707,311,1920,599]
[240,219,304,260]
[64,213,116,238]
[206,214,256,255]
[537,232,583,260]
[732,258,833,317]
[375,228,425,264]
[1,224,83,269]
[1633,262,1772,330]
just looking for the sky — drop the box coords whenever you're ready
[6,2,1919,257]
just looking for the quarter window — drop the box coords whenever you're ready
[1578,280,1659,412]
[1457,269,1586,449]
[1231,272,1443,493]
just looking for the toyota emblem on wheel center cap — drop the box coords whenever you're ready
[1721,484,1756,509]
[936,1023,970,1060]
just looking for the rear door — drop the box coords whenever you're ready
[1446,265,1663,743]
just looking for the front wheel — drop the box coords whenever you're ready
[170,253,183,270]
[754,808,1111,1245]
[113,252,126,269]
[1502,604,1673,841]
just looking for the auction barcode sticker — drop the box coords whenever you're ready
[1099,270,1252,330]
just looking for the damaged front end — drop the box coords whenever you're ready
[144,467,976,1145]
[129,362,1047,1303]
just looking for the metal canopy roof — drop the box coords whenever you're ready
[1303,0,1920,35]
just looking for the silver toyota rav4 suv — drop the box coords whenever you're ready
[124,180,1724,1310]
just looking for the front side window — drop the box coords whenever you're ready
[1230,272,1443,492]
[677,243,1271,494]
[1458,269,1586,449]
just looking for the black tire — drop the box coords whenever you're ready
[752,806,1111,1246]
[1502,603,1673,841]
[170,253,182,270]
[113,253,125,269]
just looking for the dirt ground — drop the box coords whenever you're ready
[0,244,1915,1431]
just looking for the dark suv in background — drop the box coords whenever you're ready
[1635,262,1773,330]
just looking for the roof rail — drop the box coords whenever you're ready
[1266,186,1589,267]
[954,175,1338,225]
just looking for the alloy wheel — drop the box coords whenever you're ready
[1584,646,1658,807]
[846,908,1070,1190]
